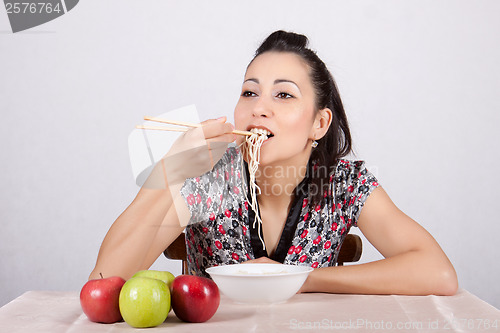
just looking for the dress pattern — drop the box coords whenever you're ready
[180,147,379,277]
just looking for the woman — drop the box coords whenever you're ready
[90,31,458,296]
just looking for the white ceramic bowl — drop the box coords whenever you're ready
[206,263,313,304]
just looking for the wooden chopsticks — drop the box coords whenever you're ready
[136,116,253,136]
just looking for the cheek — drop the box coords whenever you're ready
[285,111,314,135]
[233,105,244,129]
[234,99,251,128]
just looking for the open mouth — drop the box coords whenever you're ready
[249,128,274,140]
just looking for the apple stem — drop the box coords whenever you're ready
[99,272,104,279]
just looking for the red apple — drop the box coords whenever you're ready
[80,275,126,323]
[171,275,220,323]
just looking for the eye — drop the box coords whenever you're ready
[241,90,257,97]
[276,92,294,99]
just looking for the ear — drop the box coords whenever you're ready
[310,108,332,141]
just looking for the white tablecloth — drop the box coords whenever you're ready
[0,289,499,332]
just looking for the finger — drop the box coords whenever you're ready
[199,116,226,126]
[198,117,227,131]
[206,133,237,144]
[178,119,233,149]
[203,123,234,139]
[200,118,235,139]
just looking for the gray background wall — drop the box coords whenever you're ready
[1,0,499,308]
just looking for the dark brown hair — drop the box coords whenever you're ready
[252,30,352,204]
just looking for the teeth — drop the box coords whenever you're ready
[250,128,272,137]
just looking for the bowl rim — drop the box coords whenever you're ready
[205,263,314,277]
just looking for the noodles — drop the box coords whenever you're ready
[241,128,270,250]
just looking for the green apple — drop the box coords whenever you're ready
[133,270,175,289]
[119,277,170,328]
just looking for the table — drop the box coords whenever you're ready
[0,290,499,332]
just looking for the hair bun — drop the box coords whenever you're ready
[255,30,309,55]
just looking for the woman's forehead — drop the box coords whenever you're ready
[244,51,311,83]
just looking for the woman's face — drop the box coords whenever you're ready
[234,51,318,168]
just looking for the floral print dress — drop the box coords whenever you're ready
[180,147,379,277]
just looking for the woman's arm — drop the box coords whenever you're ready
[89,185,184,280]
[89,117,236,280]
[300,187,458,295]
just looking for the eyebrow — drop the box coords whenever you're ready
[243,78,301,93]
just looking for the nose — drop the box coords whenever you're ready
[252,96,273,118]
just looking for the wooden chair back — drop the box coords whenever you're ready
[164,233,362,274]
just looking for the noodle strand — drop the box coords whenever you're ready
[241,130,267,250]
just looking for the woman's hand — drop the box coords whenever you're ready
[140,117,236,190]
[162,117,236,185]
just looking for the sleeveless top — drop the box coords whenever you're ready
[180,147,379,277]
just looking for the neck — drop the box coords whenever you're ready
[255,157,309,208]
